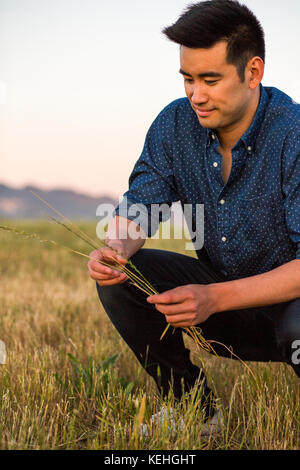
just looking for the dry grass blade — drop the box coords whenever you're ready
[32,191,154,292]
[137,395,147,427]
[30,190,100,249]
[47,215,99,250]
[160,324,171,341]
[187,326,260,387]
[31,191,158,296]
[0,220,157,298]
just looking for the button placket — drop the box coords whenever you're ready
[220,197,237,276]
[217,195,229,246]
[207,145,223,192]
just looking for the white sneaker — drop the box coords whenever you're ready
[140,406,223,438]
[140,407,183,437]
[199,409,224,437]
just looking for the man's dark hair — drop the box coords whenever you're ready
[162,0,265,82]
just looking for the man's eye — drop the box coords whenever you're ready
[184,78,193,84]
[205,80,218,85]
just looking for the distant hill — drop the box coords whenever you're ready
[0,184,118,220]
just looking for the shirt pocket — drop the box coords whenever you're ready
[238,191,285,253]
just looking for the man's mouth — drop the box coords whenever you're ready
[195,108,215,117]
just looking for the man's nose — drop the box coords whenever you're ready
[191,84,209,105]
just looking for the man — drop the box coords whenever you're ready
[88,0,300,436]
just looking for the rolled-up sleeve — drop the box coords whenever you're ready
[114,105,179,236]
[282,131,300,259]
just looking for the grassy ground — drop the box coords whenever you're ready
[0,220,299,450]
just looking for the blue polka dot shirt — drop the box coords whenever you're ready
[115,85,300,281]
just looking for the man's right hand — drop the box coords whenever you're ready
[88,248,129,286]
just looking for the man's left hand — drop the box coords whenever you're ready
[147,284,217,328]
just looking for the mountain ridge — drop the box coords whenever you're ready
[0,183,118,220]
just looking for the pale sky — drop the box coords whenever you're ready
[0,0,299,199]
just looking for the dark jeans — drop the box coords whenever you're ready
[96,248,300,404]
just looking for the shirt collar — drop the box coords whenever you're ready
[206,84,269,152]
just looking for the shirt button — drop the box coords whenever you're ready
[222,236,227,243]
[212,134,216,140]
[213,162,218,168]
[247,146,252,152]
[220,199,225,205]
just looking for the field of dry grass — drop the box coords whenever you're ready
[0,220,299,450]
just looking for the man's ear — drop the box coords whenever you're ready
[246,56,264,89]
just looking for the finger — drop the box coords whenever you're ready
[154,302,193,316]
[88,250,104,271]
[88,262,121,276]
[147,289,188,305]
[165,313,193,324]
[89,249,102,260]
[165,315,194,327]
[101,248,127,264]
[88,249,127,271]
[88,257,126,274]
[89,269,128,281]
[96,275,128,287]
[168,321,192,328]
[88,262,108,274]
[115,254,128,264]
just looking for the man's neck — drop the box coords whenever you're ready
[216,88,260,152]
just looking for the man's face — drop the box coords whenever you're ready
[180,42,252,130]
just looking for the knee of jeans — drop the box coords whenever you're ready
[129,249,163,279]
[276,298,300,364]
[129,249,151,273]
[96,282,126,310]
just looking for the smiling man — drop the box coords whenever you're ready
[179,40,263,185]
[88,0,300,436]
